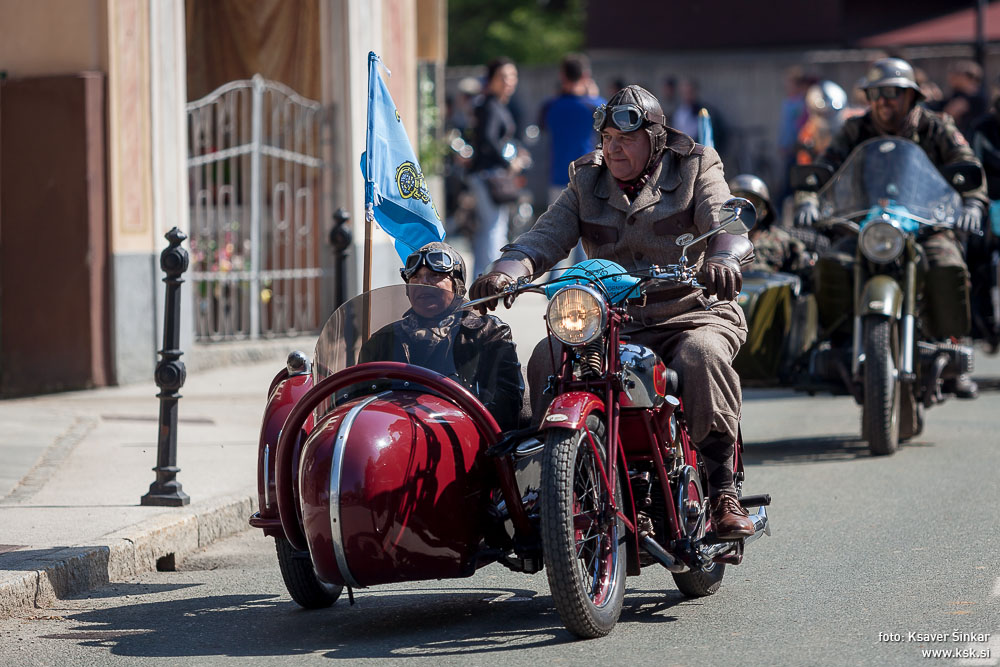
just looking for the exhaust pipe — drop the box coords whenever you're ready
[645,506,770,571]
[743,506,769,547]
[703,506,770,560]
[640,535,689,573]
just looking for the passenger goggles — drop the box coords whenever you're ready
[593,104,666,133]
[865,86,904,102]
[401,249,457,280]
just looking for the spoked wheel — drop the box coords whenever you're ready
[862,315,900,456]
[275,537,343,609]
[541,415,626,638]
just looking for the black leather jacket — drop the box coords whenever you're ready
[360,308,524,430]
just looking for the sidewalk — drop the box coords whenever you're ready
[0,341,312,618]
[0,298,549,619]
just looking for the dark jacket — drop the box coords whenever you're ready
[360,308,524,431]
[817,106,988,207]
[470,94,517,173]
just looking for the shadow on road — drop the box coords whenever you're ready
[39,583,705,658]
[743,435,871,465]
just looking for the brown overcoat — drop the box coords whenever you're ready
[502,130,749,443]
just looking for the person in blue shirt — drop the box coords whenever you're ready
[540,53,606,272]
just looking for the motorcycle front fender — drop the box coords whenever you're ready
[538,391,606,432]
[857,275,903,320]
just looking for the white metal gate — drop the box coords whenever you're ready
[187,75,325,340]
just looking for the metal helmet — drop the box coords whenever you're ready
[806,80,847,119]
[727,174,774,227]
[400,241,467,298]
[861,58,923,98]
[596,84,669,171]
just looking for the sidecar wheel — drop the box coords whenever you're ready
[862,315,900,456]
[672,562,726,597]
[541,415,626,638]
[275,537,343,609]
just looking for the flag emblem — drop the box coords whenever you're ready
[395,161,432,204]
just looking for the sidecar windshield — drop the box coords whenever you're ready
[314,284,468,382]
[818,137,961,224]
[312,283,527,429]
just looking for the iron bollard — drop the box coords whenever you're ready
[141,227,191,506]
[329,207,352,309]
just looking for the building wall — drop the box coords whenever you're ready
[0,0,108,77]
[0,0,189,391]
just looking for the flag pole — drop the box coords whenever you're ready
[362,52,379,340]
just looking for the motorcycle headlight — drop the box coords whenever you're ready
[546,285,606,346]
[859,220,905,264]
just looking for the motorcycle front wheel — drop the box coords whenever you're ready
[862,315,900,455]
[541,414,626,638]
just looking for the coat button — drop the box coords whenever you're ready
[636,252,644,261]
[627,218,635,224]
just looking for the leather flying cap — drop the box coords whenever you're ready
[596,85,667,132]
[401,241,467,297]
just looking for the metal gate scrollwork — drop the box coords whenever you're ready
[187,75,325,340]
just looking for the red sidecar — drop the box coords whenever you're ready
[250,285,541,606]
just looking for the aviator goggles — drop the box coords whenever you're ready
[401,248,458,281]
[593,103,667,133]
[865,86,905,102]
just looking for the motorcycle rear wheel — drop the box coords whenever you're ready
[672,561,726,597]
[862,315,900,456]
[541,415,626,638]
[275,537,343,609]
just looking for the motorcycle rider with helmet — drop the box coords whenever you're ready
[469,84,756,539]
[795,80,859,166]
[360,241,525,430]
[729,174,811,275]
[794,57,987,399]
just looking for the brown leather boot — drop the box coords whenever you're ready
[710,493,755,540]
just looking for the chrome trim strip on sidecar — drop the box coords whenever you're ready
[328,394,381,589]
[263,443,271,509]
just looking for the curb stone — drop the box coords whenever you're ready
[0,493,256,618]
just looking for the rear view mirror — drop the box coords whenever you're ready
[789,164,834,192]
[940,162,983,194]
[719,197,756,234]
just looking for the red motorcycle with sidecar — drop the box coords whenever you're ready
[249,198,770,638]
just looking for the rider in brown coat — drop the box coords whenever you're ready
[470,85,756,539]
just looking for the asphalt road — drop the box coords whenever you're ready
[3,357,1000,666]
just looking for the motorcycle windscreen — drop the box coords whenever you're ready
[817,137,962,224]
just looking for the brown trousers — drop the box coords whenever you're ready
[527,300,747,445]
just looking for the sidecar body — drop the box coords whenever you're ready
[250,285,540,593]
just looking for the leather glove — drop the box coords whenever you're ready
[955,200,985,236]
[469,257,532,314]
[696,233,754,302]
[794,200,819,228]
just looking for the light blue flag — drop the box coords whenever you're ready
[361,52,445,262]
[697,108,715,149]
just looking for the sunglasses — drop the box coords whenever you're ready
[401,249,457,281]
[593,103,666,133]
[865,86,905,102]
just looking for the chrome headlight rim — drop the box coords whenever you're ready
[546,284,607,347]
[859,219,905,264]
